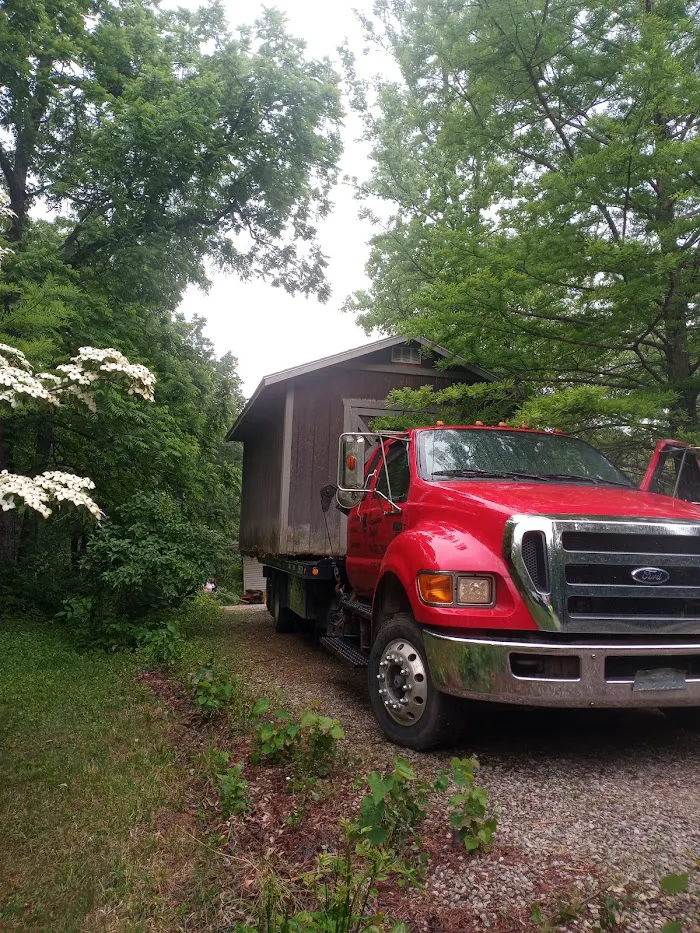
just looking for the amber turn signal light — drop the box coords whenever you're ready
[417,572,453,604]
[346,454,357,471]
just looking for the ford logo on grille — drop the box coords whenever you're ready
[631,567,670,585]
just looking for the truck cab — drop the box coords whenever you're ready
[333,426,700,748]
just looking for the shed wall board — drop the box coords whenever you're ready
[238,397,285,556]
[238,347,484,559]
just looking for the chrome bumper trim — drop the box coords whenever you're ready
[423,630,700,708]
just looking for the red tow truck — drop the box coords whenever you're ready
[254,425,700,748]
[229,344,700,749]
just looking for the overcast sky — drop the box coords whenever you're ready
[162,0,391,396]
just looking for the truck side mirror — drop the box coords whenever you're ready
[338,435,366,490]
[337,434,368,510]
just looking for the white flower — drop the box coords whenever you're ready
[0,343,155,411]
[0,470,103,520]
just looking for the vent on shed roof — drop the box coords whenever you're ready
[391,345,421,365]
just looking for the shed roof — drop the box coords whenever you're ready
[227,335,495,441]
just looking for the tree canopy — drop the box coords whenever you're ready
[0,0,344,620]
[1,0,342,297]
[347,0,700,452]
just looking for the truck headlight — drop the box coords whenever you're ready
[417,572,495,606]
[456,575,493,605]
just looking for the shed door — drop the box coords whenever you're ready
[242,556,266,591]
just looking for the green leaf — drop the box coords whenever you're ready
[393,755,416,781]
[660,873,689,895]
[366,824,388,846]
[251,697,270,716]
[451,757,477,787]
[433,774,450,792]
[661,923,684,933]
[368,772,393,804]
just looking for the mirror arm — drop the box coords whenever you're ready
[374,488,402,513]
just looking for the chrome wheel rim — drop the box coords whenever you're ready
[376,638,428,725]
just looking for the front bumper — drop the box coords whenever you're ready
[423,630,700,708]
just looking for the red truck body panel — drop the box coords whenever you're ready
[345,427,700,633]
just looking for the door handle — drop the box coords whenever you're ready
[361,514,367,532]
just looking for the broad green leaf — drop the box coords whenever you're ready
[368,772,393,804]
[251,697,270,716]
[660,873,689,895]
[393,755,416,781]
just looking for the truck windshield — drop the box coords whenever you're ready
[418,429,633,487]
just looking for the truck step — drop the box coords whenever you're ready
[340,597,373,620]
[320,636,369,668]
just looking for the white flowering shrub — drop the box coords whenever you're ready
[0,196,155,520]
[0,343,155,412]
[0,346,156,518]
[0,471,103,519]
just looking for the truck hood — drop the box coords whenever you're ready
[433,480,700,522]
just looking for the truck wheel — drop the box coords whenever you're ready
[368,613,456,750]
[271,576,295,634]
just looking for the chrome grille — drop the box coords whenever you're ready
[506,516,700,635]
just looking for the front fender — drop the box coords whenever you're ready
[377,524,537,632]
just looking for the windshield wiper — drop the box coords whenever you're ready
[431,469,546,481]
[536,472,632,488]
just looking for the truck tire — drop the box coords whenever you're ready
[368,613,456,750]
[271,575,295,634]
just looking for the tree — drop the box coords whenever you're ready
[0,0,342,610]
[346,0,700,446]
[0,199,156,528]
[0,0,342,297]
[0,340,154,518]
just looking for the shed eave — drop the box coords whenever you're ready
[226,335,496,441]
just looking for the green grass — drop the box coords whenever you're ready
[0,615,201,933]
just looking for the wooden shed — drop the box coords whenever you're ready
[227,336,494,559]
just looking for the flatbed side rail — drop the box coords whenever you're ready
[261,556,340,582]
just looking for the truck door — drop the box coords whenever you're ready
[640,440,700,503]
[346,441,411,597]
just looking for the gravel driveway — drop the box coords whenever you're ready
[219,608,700,931]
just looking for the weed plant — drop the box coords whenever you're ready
[251,698,345,780]
[219,764,251,817]
[190,662,235,718]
